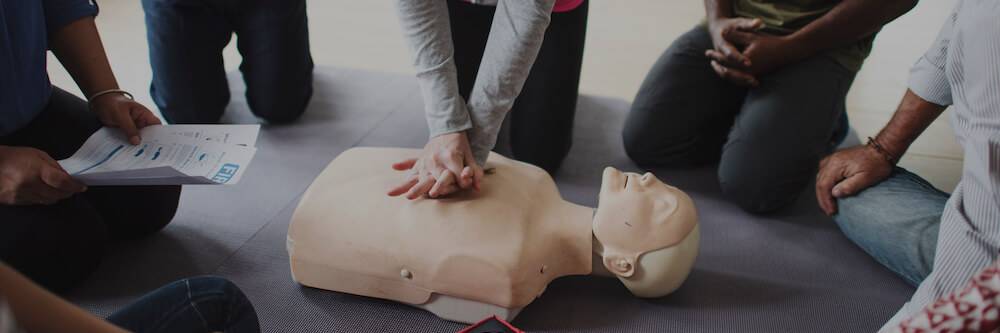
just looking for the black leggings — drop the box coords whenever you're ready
[0,87,181,293]
[447,0,588,174]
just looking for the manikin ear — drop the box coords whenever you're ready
[602,254,636,278]
[619,224,700,298]
[600,167,624,197]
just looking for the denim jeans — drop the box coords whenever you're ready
[833,167,949,287]
[107,276,260,333]
[142,0,314,124]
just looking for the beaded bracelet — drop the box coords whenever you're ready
[866,136,898,164]
[87,88,134,102]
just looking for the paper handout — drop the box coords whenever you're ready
[58,125,260,186]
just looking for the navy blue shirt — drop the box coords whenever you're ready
[0,0,98,135]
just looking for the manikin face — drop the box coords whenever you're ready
[593,167,698,278]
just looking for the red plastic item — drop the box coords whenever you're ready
[456,315,524,333]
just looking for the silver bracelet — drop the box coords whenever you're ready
[87,89,133,102]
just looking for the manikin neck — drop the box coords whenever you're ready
[591,235,615,278]
[549,199,599,277]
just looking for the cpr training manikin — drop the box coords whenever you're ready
[287,147,700,323]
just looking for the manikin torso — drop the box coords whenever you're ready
[288,147,699,323]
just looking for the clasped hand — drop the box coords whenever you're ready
[705,17,801,87]
[387,131,484,200]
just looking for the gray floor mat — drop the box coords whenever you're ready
[69,67,913,331]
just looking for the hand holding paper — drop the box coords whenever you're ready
[58,125,260,186]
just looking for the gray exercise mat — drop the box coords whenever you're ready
[69,67,913,331]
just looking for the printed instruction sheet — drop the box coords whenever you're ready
[58,125,260,186]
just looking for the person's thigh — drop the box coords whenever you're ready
[107,276,260,333]
[0,197,108,293]
[447,0,494,100]
[835,168,946,287]
[622,26,746,167]
[1,87,102,159]
[233,0,313,124]
[506,0,588,174]
[142,0,233,124]
[718,55,855,213]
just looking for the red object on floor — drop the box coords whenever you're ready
[456,315,524,333]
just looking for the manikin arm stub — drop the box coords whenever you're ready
[592,167,700,298]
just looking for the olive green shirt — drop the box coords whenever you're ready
[733,0,875,72]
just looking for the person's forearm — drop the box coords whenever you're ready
[704,0,734,22]
[874,89,947,160]
[787,0,916,57]
[49,16,119,99]
[395,0,473,138]
[465,0,554,165]
[0,263,128,333]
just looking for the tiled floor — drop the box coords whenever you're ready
[49,0,962,191]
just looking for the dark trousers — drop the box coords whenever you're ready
[623,27,854,213]
[448,0,588,174]
[0,88,181,293]
[142,0,314,124]
[108,276,260,333]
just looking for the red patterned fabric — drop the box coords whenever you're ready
[895,261,1000,333]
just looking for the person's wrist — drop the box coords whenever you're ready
[866,136,900,166]
[87,89,133,106]
[706,16,727,31]
[783,31,822,61]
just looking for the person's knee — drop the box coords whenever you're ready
[186,276,258,330]
[829,194,893,251]
[622,125,659,166]
[110,186,181,239]
[188,276,247,300]
[717,162,805,214]
[140,186,181,234]
[622,106,705,168]
[248,87,311,124]
[622,120,683,167]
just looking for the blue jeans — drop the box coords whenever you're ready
[107,276,260,333]
[142,0,313,124]
[833,167,949,287]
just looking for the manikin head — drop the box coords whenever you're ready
[593,167,700,298]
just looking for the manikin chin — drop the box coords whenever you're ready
[287,147,700,324]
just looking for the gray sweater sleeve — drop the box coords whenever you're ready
[395,0,474,138]
[395,0,555,165]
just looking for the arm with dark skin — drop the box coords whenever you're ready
[705,0,918,86]
[815,89,946,215]
[50,17,161,144]
[0,17,159,206]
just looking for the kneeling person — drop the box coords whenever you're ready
[623,0,915,213]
